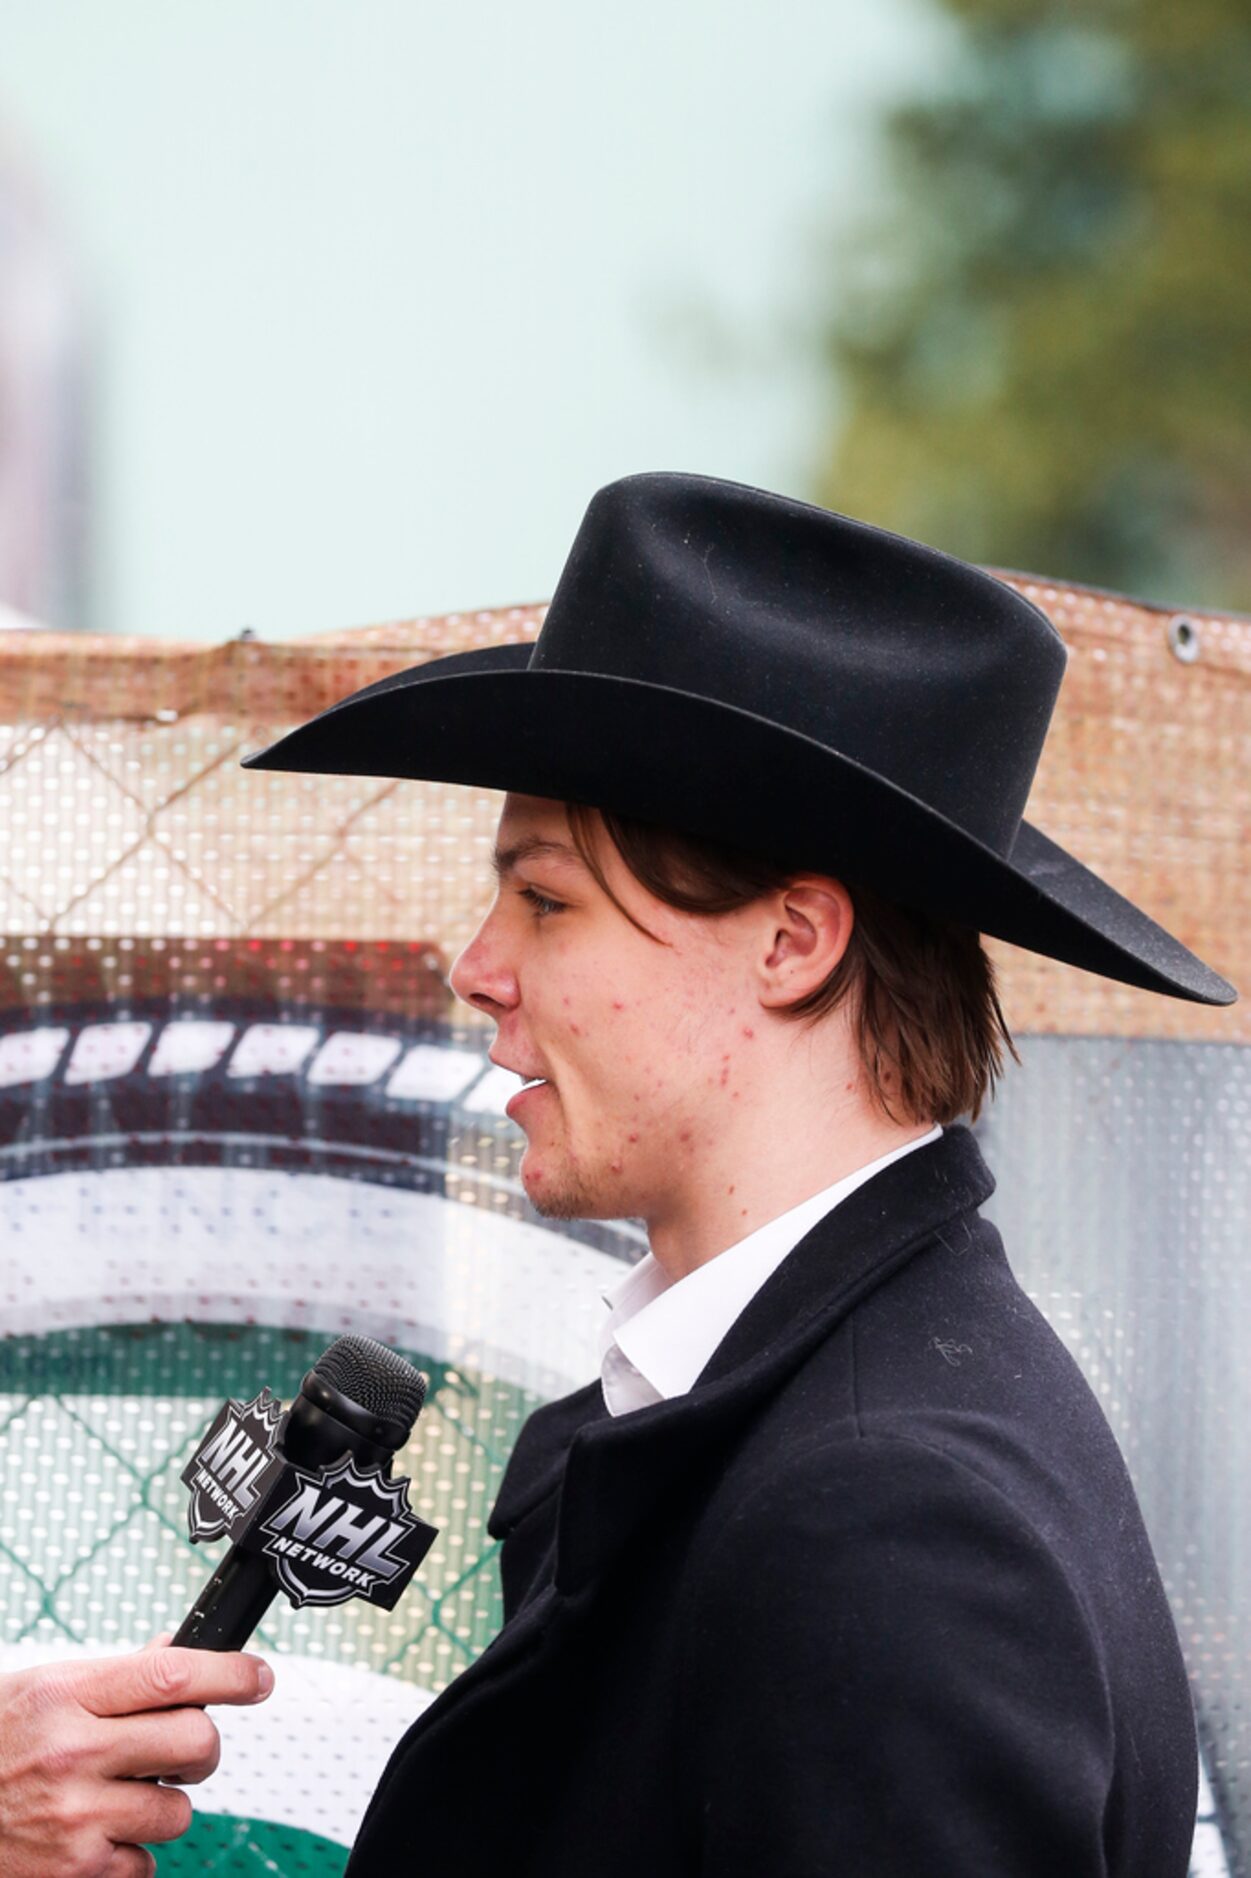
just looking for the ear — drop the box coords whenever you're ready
[756,877,854,1009]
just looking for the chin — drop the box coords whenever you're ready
[528,1189,594,1223]
[521,1155,621,1224]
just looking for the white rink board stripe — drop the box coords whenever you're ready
[384,1041,484,1101]
[0,1165,613,1398]
[0,1015,500,1110]
[0,1026,70,1086]
[65,1023,152,1085]
[148,1021,237,1076]
[307,1031,405,1086]
[226,1024,322,1078]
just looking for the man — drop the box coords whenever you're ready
[240,471,1235,1873]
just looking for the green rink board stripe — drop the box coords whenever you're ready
[0,1320,450,1400]
[152,1813,347,1875]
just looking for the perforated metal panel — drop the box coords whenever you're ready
[979,1037,1250,1874]
[0,592,1244,1872]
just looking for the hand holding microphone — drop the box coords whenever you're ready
[0,1640,272,1878]
[0,1335,434,1876]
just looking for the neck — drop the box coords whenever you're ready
[645,1073,936,1281]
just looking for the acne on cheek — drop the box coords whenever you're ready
[707,1048,739,1092]
[557,993,587,1037]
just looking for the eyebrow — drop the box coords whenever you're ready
[490,836,588,880]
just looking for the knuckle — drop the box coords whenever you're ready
[14,1660,76,1722]
[153,1784,194,1841]
[108,1850,156,1878]
[39,1723,93,1785]
[40,1786,84,1842]
[58,1823,105,1877]
[139,1648,190,1705]
[182,1708,221,1773]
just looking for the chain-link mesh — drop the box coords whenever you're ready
[0,583,1245,1873]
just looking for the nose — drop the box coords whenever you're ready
[449,902,520,1020]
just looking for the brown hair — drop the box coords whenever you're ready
[565,802,1018,1127]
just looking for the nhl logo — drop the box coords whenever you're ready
[181,1389,286,1544]
[259,1451,435,1610]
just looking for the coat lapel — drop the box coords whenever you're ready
[419,1125,994,1736]
[553,1123,994,1593]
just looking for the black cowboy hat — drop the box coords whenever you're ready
[243,472,1235,1006]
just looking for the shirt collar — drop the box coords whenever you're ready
[598,1125,943,1413]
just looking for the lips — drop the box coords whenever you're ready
[504,1077,553,1122]
[489,1053,553,1088]
[491,1054,555,1122]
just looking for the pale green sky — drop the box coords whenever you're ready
[2,0,946,638]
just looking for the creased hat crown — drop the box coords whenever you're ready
[532,474,1068,856]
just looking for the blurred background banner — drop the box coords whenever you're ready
[2,0,1250,643]
[817,0,1251,615]
[0,590,1244,1874]
[0,127,89,634]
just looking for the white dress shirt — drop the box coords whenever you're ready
[597,1125,943,1416]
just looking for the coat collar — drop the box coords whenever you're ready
[491,1123,995,1595]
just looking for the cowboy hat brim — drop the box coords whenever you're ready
[242,644,1235,1007]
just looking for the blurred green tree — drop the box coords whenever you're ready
[817,0,1251,609]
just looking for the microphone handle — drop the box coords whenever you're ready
[173,1547,279,1652]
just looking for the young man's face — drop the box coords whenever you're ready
[449,794,764,1228]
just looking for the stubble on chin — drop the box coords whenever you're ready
[521,1149,603,1223]
[528,1186,594,1222]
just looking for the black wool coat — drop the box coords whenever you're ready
[347,1125,1198,1876]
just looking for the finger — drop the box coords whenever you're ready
[105,1848,156,1878]
[98,1707,222,1784]
[76,1647,273,1718]
[98,1779,193,1847]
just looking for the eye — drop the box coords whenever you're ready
[517,885,565,918]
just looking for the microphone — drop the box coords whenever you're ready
[174,1335,434,1652]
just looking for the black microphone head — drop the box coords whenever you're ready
[315,1335,429,1428]
[289,1335,429,1459]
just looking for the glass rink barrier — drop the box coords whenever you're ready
[0,588,1244,1875]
